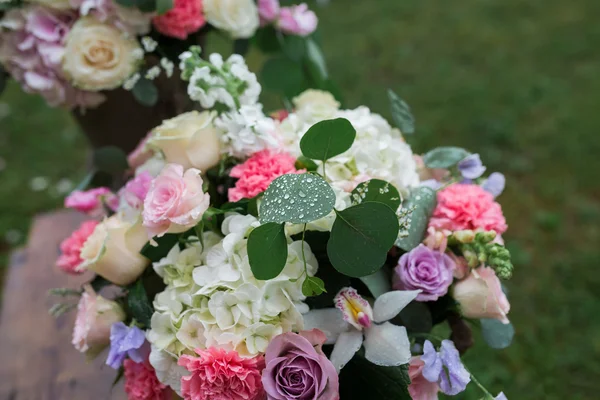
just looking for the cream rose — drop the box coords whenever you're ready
[148,111,222,172]
[62,18,141,91]
[79,214,149,285]
[203,0,260,39]
[293,89,340,123]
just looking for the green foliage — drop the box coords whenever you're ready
[300,118,356,161]
[295,156,319,172]
[396,301,433,333]
[339,351,411,400]
[422,147,470,169]
[132,77,159,107]
[252,26,280,53]
[261,56,306,98]
[89,275,112,293]
[127,280,153,327]
[93,146,129,175]
[0,0,22,10]
[388,89,415,135]
[233,39,250,56]
[328,202,400,277]
[359,268,391,298]
[247,222,288,280]
[480,319,515,349]
[115,0,155,12]
[155,0,173,14]
[351,179,401,211]
[112,366,125,388]
[140,234,179,262]
[0,67,7,96]
[302,276,327,297]
[396,187,437,251]
[305,38,329,85]
[260,173,335,224]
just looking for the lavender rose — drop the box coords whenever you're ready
[262,330,339,400]
[393,244,455,301]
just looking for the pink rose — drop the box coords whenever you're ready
[120,171,153,210]
[429,183,508,234]
[452,267,510,323]
[258,0,280,23]
[408,356,440,400]
[128,132,153,170]
[277,4,317,37]
[124,357,172,400]
[72,286,126,357]
[56,220,99,275]
[65,187,118,216]
[152,0,206,40]
[178,347,265,400]
[143,164,210,238]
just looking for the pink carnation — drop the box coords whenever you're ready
[178,347,265,400]
[124,358,171,400]
[152,0,205,40]
[56,220,99,275]
[228,150,302,202]
[65,187,118,216]
[408,356,440,400]
[429,183,507,234]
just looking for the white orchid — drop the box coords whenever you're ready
[303,287,421,372]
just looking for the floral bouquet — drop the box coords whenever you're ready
[51,48,514,400]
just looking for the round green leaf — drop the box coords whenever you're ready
[132,77,159,107]
[351,179,401,211]
[327,202,400,278]
[422,146,470,169]
[359,269,391,298]
[300,118,356,161]
[396,187,437,251]
[481,318,515,349]
[260,173,335,224]
[93,146,129,175]
[248,223,288,280]
[387,89,415,135]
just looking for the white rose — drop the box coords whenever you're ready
[62,18,141,91]
[293,89,340,123]
[149,111,222,172]
[204,0,260,39]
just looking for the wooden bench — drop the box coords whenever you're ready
[0,210,127,400]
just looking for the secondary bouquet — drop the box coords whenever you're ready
[51,48,514,400]
[0,0,323,111]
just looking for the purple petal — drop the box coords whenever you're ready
[438,340,471,395]
[118,326,146,353]
[495,392,508,400]
[482,172,506,198]
[420,179,443,190]
[421,340,443,383]
[458,154,486,180]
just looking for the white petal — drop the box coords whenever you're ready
[364,322,411,366]
[330,330,364,373]
[373,290,421,323]
[302,308,349,344]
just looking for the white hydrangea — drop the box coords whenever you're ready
[147,213,318,361]
[149,345,188,396]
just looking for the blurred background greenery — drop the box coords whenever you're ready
[1,0,599,398]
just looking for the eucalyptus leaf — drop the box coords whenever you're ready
[351,179,401,211]
[140,233,179,262]
[132,77,159,107]
[422,146,470,169]
[481,318,515,349]
[282,35,306,62]
[248,223,288,280]
[93,146,129,175]
[305,38,328,84]
[155,0,173,14]
[260,173,335,224]
[127,280,153,327]
[396,187,437,251]
[388,89,415,135]
[328,202,400,278]
[300,118,356,161]
[360,269,391,298]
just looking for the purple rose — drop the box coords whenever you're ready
[262,330,339,400]
[393,244,455,301]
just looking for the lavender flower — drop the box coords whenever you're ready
[458,154,486,180]
[482,172,506,198]
[421,340,471,396]
[106,322,146,369]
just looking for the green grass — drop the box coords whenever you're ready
[2,0,600,398]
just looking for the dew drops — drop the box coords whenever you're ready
[306,177,313,183]
[284,194,290,199]
[298,190,306,198]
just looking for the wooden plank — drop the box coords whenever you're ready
[0,210,127,399]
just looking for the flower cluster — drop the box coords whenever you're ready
[51,48,514,400]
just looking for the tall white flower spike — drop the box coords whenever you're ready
[303,287,421,372]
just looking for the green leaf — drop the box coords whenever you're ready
[260,173,336,224]
[396,187,437,251]
[132,77,158,107]
[422,146,470,169]
[127,280,154,327]
[282,35,306,62]
[295,156,318,171]
[359,268,391,298]
[93,146,129,175]
[0,0,22,10]
[305,38,328,84]
[233,39,250,56]
[302,276,326,297]
[328,202,400,278]
[387,89,415,135]
[89,275,112,292]
[300,118,356,161]
[351,179,401,211]
[0,66,7,95]
[140,234,179,262]
[155,0,173,14]
[261,56,306,98]
[253,26,280,53]
[248,223,288,280]
[396,301,433,333]
[480,318,515,349]
[339,351,411,400]
[111,367,124,388]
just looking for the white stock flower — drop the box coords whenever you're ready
[203,0,260,39]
